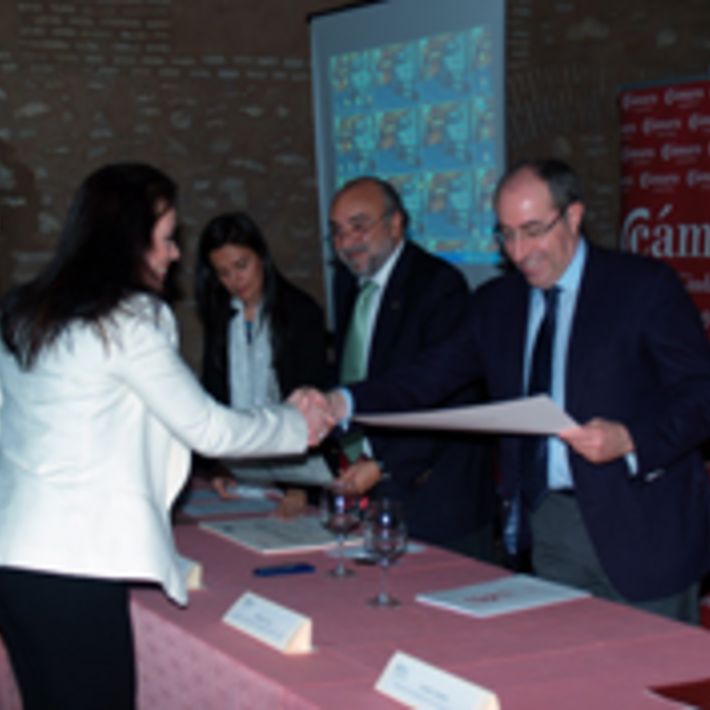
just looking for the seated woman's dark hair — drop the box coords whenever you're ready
[195,212,278,325]
[195,211,299,380]
[1,162,177,369]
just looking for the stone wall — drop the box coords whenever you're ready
[0,0,709,367]
[506,0,710,244]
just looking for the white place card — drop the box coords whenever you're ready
[376,651,499,710]
[176,553,203,590]
[222,591,312,654]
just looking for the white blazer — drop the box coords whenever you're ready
[0,295,306,604]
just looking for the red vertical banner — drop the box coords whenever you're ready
[619,79,710,336]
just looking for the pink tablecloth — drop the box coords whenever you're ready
[132,524,710,709]
[2,522,710,709]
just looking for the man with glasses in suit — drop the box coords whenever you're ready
[328,176,496,561]
[332,159,710,622]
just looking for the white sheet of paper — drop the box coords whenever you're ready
[200,515,360,554]
[355,394,577,435]
[224,453,333,486]
[376,651,499,710]
[223,591,312,654]
[416,574,590,619]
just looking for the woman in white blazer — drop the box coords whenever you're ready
[0,163,329,710]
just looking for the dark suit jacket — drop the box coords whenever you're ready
[334,241,495,547]
[351,244,710,601]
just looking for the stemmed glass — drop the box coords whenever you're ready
[319,485,361,578]
[363,498,407,607]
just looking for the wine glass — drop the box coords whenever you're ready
[363,498,407,607]
[319,485,361,578]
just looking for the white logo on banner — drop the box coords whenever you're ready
[687,169,710,188]
[639,171,681,189]
[642,117,683,136]
[688,113,710,132]
[622,93,658,111]
[622,146,655,162]
[623,203,710,258]
[664,86,705,106]
[661,143,703,161]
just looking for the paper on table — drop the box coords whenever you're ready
[354,394,577,436]
[416,574,590,619]
[223,453,333,486]
[200,515,361,555]
[180,488,278,518]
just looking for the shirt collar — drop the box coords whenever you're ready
[536,237,586,297]
[557,237,587,294]
[360,239,405,290]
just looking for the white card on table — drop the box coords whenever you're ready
[176,553,203,590]
[375,651,499,710]
[223,591,312,654]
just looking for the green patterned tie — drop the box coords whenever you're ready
[340,280,378,384]
[339,280,378,462]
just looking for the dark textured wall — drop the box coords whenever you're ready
[1,0,709,367]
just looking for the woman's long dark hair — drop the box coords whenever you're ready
[195,212,289,358]
[1,162,177,369]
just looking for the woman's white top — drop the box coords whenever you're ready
[227,298,281,409]
[0,294,306,604]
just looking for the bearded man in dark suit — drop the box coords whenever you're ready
[329,176,496,560]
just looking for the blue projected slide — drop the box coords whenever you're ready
[329,29,498,265]
[311,0,505,292]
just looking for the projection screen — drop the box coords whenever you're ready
[310,0,506,317]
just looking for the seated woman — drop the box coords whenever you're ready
[195,212,330,512]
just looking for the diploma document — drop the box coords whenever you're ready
[354,394,577,436]
[417,574,590,618]
[200,515,360,555]
[225,453,333,487]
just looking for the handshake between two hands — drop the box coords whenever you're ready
[287,387,383,495]
[287,387,347,447]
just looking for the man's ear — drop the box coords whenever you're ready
[566,201,585,235]
[389,210,405,241]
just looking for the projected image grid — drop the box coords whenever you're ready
[330,27,499,265]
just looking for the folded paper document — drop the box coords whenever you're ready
[176,554,203,590]
[416,574,590,618]
[201,515,360,554]
[355,394,577,435]
[223,591,312,654]
[376,651,500,710]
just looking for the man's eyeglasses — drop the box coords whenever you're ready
[494,209,566,247]
[329,211,392,245]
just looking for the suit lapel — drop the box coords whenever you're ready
[367,243,413,376]
[566,246,606,411]
[500,274,530,400]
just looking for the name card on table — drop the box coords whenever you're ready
[376,651,499,710]
[223,591,312,654]
[176,554,203,590]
